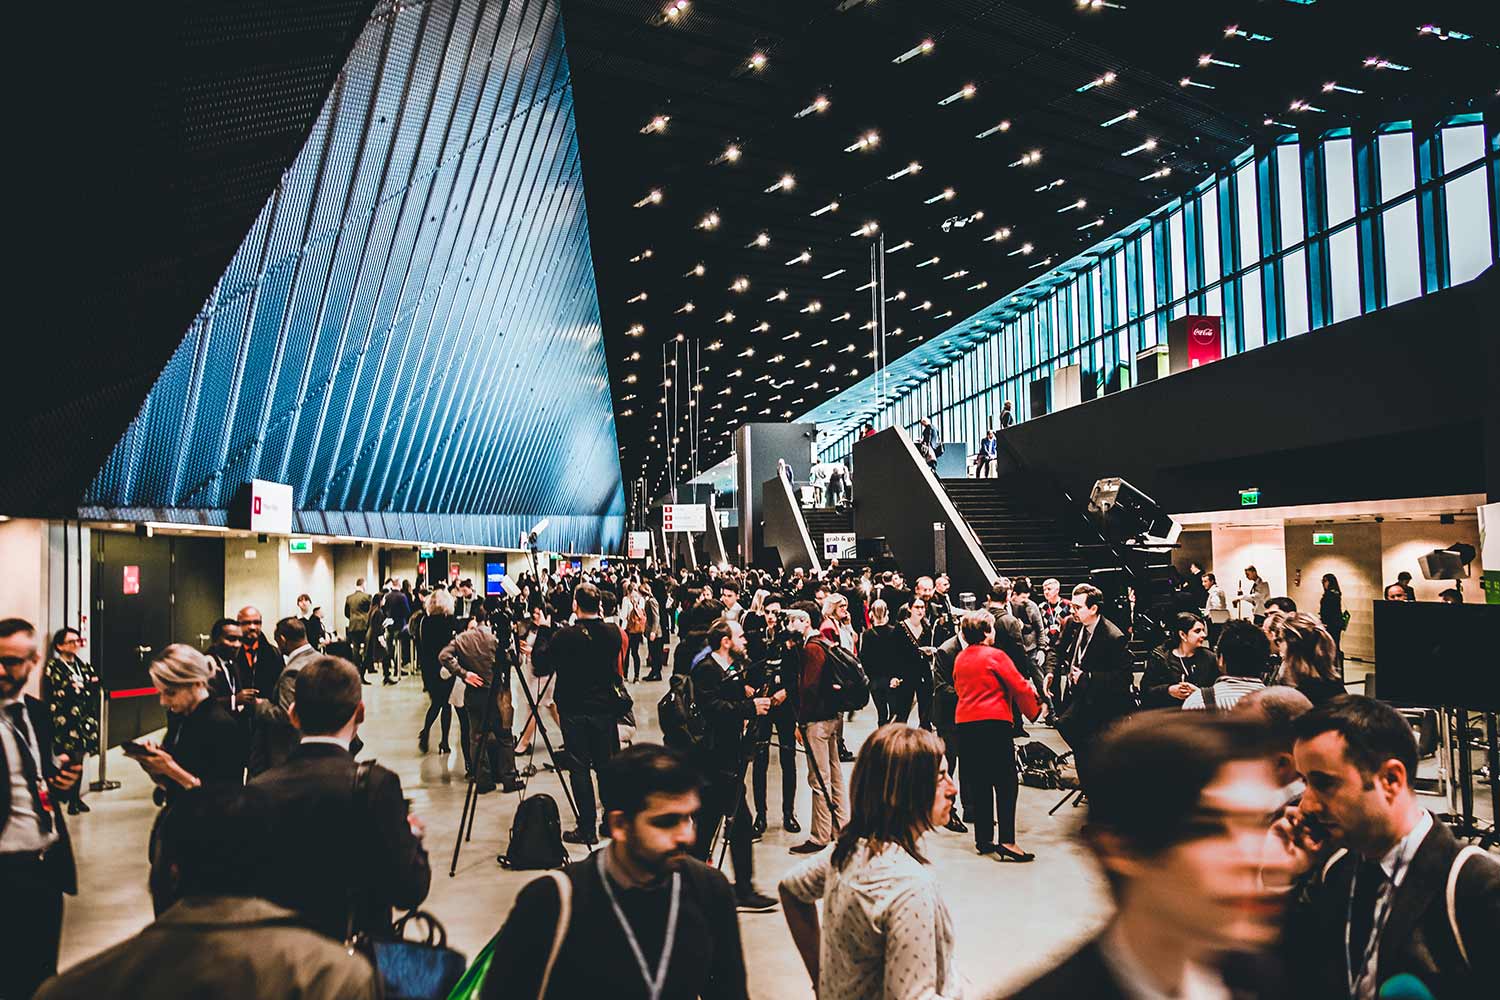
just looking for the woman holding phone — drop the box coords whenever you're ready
[132,644,244,913]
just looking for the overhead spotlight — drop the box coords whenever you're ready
[831,311,852,322]
[1076,71,1117,93]
[1224,25,1273,42]
[628,248,654,262]
[784,250,812,265]
[640,114,670,134]
[729,276,750,292]
[661,0,690,22]
[916,256,940,267]
[763,173,795,193]
[851,221,879,237]
[746,232,771,248]
[1035,177,1066,192]
[923,187,957,204]
[1007,242,1034,256]
[822,268,846,280]
[914,300,933,311]
[1180,77,1216,89]
[1007,150,1042,167]
[1138,166,1171,181]
[887,161,922,180]
[1099,109,1138,128]
[887,240,913,253]
[1417,23,1472,42]
[748,51,767,71]
[626,291,648,303]
[627,323,645,336]
[1121,139,1157,156]
[624,373,638,384]
[712,144,742,164]
[1362,56,1411,71]
[1288,98,1326,113]
[938,83,977,106]
[967,280,989,291]
[1076,217,1105,231]
[893,37,935,64]
[752,321,771,332]
[795,94,831,118]
[697,212,720,230]
[632,188,664,208]
[810,200,839,217]
[767,289,788,302]
[800,300,823,314]
[1323,81,1365,95]
[675,302,695,314]
[683,262,706,278]
[844,131,880,153]
[627,350,641,361]
[1198,54,1241,69]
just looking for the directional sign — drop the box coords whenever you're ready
[628,531,651,558]
[823,532,857,560]
[662,504,707,532]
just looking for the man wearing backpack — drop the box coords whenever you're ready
[784,603,849,855]
[685,619,778,912]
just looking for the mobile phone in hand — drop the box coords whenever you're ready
[122,740,152,757]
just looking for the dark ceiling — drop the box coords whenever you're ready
[561,0,1495,498]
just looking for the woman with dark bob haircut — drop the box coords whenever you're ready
[779,723,963,999]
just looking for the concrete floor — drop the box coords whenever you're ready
[59,664,1118,997]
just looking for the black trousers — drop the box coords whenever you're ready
[915,668,934,729]
[958,720,1019,846]
[626,632,646,680]
[1,852,65,999]
[870,681,891,726]
[691,768,753,896]
[560,713,620,831]
[751,710,797,819]
[466,686,516,790]
[422,686,453,744]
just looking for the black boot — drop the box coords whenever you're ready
[783,814,801,834]
[752,813,768,837]
[418,731,429,754]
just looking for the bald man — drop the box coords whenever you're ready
[235,605,286,699]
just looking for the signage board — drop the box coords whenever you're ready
[419,547,434,559]
[122,565,140,595]
[448,562,461,582]
[627,531,651,559]
[288,537,313,554]
[1240,488,1261,507]
[662,504,707,533]
[484,561,507,596]
[1167,315,1224,374]
[1313,531,1335,546]
[823,532,857,560]
[247,478,294,535]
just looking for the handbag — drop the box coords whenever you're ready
[348,762,467,1000]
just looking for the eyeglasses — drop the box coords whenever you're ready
[2,654,37,669]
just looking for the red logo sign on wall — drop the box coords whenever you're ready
[449,562,461,582]
[122,565,140,595]
[1186,315,1222,368]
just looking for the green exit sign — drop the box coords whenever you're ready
[1313,531,1334,546]
[419,547,434,559]
[288,537,313,554]
[1239,488,1260,507]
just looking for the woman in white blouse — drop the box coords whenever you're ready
[779,723,963,1000]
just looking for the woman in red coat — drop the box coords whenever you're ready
[954,610,1041,861]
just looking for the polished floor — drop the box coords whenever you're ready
[59,659,1118,997]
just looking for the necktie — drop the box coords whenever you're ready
[1348,859,1387,981]
[1074,626,1091,669]
[6,703,54,835]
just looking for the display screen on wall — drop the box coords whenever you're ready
[485,561,507,596]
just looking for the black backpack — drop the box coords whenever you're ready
[814,639,870,713]
[658,672,710,751]
[500,794,566,870]
[1017,740,1061,789]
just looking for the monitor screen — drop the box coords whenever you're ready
[1372,600,1500,712]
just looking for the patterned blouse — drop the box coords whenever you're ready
[780,838,963,1000]
[45,654,101,758]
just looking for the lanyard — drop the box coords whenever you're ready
[596,850,681,1000]
[1345,846,1413,1000]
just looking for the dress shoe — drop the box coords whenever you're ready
[438,742,452,755]
[562,828,599,846]
[476,784,497,795]
[783,814,801,834]
[361,677,373,685]
[382,677,397,686]
[976,843,997,855]
[67,799,90,815]
[994,845,1035,863]
[944,816,967,834]
[418,732,430,754]
[498,778,525,793]
[838,747,855,763]
[752,814,768,837]
[788,840,826,855]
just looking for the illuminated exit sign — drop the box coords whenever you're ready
[288,537,313,554]
[1313,531,1334,546]
[1239,488,1260,507]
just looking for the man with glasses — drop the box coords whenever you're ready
[2,618,83,999]
[234,607,285,705]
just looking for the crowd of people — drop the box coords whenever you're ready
[3,549,1496,999]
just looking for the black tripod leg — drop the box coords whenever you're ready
[449,769,480,877]
[513,669,582,826]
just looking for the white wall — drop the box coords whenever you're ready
[1380,520,1485,603]
[281,544,336,626]
[1285,522,1381,661]
[224,538,281,621]
[0,519,50,697]
[1210,523,1286,619]
[333,545,377,637]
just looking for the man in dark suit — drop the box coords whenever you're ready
[1,618,83,999]
[1276,696,1499,1000]
[1011,711,1287,1000]
[250,654,430,941]
[1049,584,1136,785]
[235,605,286,703]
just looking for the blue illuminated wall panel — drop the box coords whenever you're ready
[86,0,624,553]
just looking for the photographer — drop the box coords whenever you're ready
[439,609,522,795]
[745,596,800,836]
[686,620,779,912]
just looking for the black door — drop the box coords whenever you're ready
[170,536,226,650]
[94,531,172,745]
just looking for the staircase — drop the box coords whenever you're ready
[939,477,1093,588]
[801,505,854,547]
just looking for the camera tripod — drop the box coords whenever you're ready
[448,654,580,877]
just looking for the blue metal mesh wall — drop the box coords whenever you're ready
[86,0,624,553]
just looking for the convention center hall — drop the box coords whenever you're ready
[5,1,1498,998]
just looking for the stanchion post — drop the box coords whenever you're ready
[89,687,121,792]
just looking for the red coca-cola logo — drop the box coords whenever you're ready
[1190,324,1217,343]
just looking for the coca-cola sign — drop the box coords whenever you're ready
[1168,314,1222,372]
